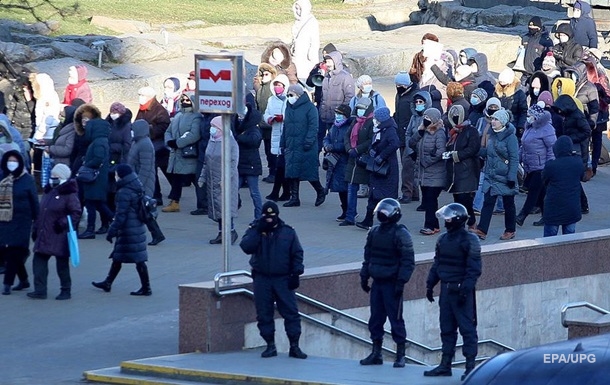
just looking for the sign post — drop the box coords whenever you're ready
[195,53,245,275]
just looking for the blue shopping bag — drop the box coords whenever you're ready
[41,153,54,188]
[67,215,80,267]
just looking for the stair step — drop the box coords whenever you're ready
[84,366,219,385]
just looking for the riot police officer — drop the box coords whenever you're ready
[239,201,307,359]
[424,203,481,380]
[359,198,415,368]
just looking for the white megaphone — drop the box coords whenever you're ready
[512,45,527,72]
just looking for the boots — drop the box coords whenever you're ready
[283,179,300,207]
[461,356,476,380]
[12,280,30,291]
[209,230,238,245]
[515,211,526,227]
[147,218,166,246]
[311,180,326,207]
[131,262,152,296]
[360,339,383,365]
[261,336,277,358]
[95,223,109,234]
[2,284,10,295]
[278,180,291,201]
[55,288,71,300]
[423,354,453,377]
[266,179,282,201]
[356,208,374,230]
[393,343,406,368]
[78,226,96,239]
[92,261,122,292]
[288,335,308,359]
[161,200,180,213]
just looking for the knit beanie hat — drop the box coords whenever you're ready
[374,106,391,122]
[394,71,412,87]
[498,68,515,85]
[454,65,472,82]
[356,75,372,89]
[537,90,554,107]
[492,109,510,126]
[486,97,502,109]
[542,52,556,71]
[529,16,543,29]
[423,108,442,124]
[287,84,305,96]
[528,104,546,120]
[471,88,488,103]
[110,102,127,115]
[355,97,372,109]
[51,163,72,180]
[335,104,351,118]
[210,116,223,129]
[323,43,337,54]
[115,164,133,179]
[262,201,279,216]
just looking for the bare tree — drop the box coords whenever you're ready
[0,0,79,22]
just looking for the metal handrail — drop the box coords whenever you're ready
[213,270,513,364]
[560,301,610,327]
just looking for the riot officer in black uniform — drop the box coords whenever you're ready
[359,198,415,368]
[424,203,482,380]
[239,201,307,359]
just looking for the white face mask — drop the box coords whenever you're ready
[6,161,18,172]
[210,127,218,137]
[68,67,78,85]
[573,9,581,18]
[361,85,373,94]
[559,35,569,43]
[287,96,298,105]
[110,113,120,120]
[526,116,535,124]
[138,96,150,105]
[532,88,540,96]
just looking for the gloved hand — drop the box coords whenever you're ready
[374,155,384,165]
[197,177,205,188]
[395,283,404,298]
[288,274,300,290]
[418,128,425,137]
[426,288,435,303]
[323,144,333,153]
[458,285,472,306]
[167,139,178,149]
[53,221,64,234]
[303,144,312,151]
[256,219,268,233]
[106,233,114,244]
[349,149,358,158]
[267,116,275,125]
[507,180,516,189]
[274,114,284,123]
[409,152,417,161]
[360,277,371,293]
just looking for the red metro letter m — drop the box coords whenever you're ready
[200,69,231,82]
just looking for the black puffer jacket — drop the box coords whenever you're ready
[552,24,584,70]
[427,227,482,289]
[235,95,263,177]
[553,95,591,165]
[446,123,481,193]
[361,223,415,286]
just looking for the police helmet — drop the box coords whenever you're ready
[374,198,402,223]
[436,203,468,227]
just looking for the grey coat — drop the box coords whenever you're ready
[128,121,156,197]
[319,51,355,123]
[48,122,75,167]
[204,135,239,222]
[410,122,447,188]
[165,102,202,175]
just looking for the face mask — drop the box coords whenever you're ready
[262,215,279,230]
[372,118,379,126]
[491,120,505,132]
[138,96,149,105]
[470,96,481,106]
[335,114,346,124]
[557,86,562,95]
[486,108,498,117]
[526,116,535,124]
[415,104,426,112]
[571,73,579,82]
[573,9,581,18]
[396,85,410,94]
[273,85,284,95]
[559,35,569,43]
[356,109,366,117]
[361,85,373,94]
[528,27,539,35]
[287,96,298,105]
[110,113,120,120]
[6,161,18,172]
[470,63,478,73]
[532,88,540,96]
[210,127,218,137]
[49,177,60,188]
[452,115,460,125]
[181,102,192,109]
[423,118,432,127]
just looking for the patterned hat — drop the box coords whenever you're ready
[528,104,546,120]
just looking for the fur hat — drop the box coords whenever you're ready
[110,102,127,115]
[335,104,351,118]
[537,90,554,107]
[115,164,133,179]
[498,68,515,85]
[287,84,305,96]
[528,104,546,120]
[394,71,412,87]
[471,88,488,103]
[51,163,72,180]
[356,75,372,89]
[423,108,442,124]
[262,201,279,216]
[373,106,391,122]
[492,109,511,126]
[454,65,472,82]
[542,52,556,71]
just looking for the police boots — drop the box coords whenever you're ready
[261,336,277,358]
[461,356,476,380]
[360,339,383,365]
[288,335,307,359]
[393,343,406,368]
[423,354,453,377]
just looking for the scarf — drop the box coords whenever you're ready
[63,79,86,105]
[372,124,382,143]
[0,174,14,222]
[447,125,463,147]
[350,116,368,148]
[139,99,153,111]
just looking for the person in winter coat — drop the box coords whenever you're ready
[516,104,557,227]
[135,86,171,206]
[47,105,76,167]
[393,72,420,203]
[356,107,400,230]
[521,17,554,77]
[263,74,290,201]
[323,104,351,221]
[552,94,592,214]
[472,109,519,241]
[28,164,81,300]
[260,41,299,87]
[77,117,114,240]
[201,116,239,245]
[0,150,39,295]
[570,0,598,49]
[30,73,61,181]
[291,0,320,79]
[62,65,92,105]
[254,63,279,183]
[409,107,447,235]
[92,164,151,296]
[419,39,453,112]
[467,88,488,126]
[550,76,576,101]
[341,97,374,226]
[468,52,496,86]
[162,94,202,213]
[552,24,583,71]
[409,33,440,83]
[542,136,584,236]
[235,94,263,220]
[105,102,133,211]
[191,113,214,216]
[160,77,183,118]
[445,105,481,230]
[495,68,528,138]
[541,53,562,81]
[527,71,552,106]
[348,75,387,115]
[538,90,564,138]
[563,61,600,129]
[584,50,610,175]
[318,50,355,151]
[70,103,101,176]
[128,119,165,247]
[281,84,326,208]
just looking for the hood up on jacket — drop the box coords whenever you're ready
[551,77,576,101]
[553,135,574,158]
[261,41,293,70]
[74,103,102,136]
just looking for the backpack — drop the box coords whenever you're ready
[137,193,158,223]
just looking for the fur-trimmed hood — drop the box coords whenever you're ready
[29,72,56,100]
[494,78,522,98]
[260,41,293,70]
[74,103,102,135]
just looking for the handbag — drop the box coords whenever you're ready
[76,166,99,183]
[356,154,371,169]
[181,144,198,159]
[366,157,389,176]
[322,152,339,170]
[67,216,80,267]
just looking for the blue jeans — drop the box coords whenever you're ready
[544,223,576,237]
[345,183,359,222]
[239,175,263,219]
[473,172,504,212]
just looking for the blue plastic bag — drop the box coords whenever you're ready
[41,153,53,188]
[67,215,80,267]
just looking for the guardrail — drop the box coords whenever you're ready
[560,301,610,328]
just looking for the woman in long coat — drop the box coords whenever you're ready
[29,164,81,300]
[92,164,151,296]
[323,104,352,221]
[47,105,76,167]
[105,102,133,211]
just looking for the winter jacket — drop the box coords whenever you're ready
[254,63,278,127]
[410,121,447,188]
[33,180,81,258]
[106,109,133,168]
[427,227,481,288]
[241,218,304,277]
[319,51,355,123]
[235,101,263,177]
[369,118,400,201]
[361,222,415,284]
[521,28,554,75]
[281,93,320,181]
[344,112,373,185]
[542,136,584,226]
[135,98,171,152]
[480,124,519,196]
[30,73,61,141]
[446,124,481,193]
[469,53,496,86]
[204,133,239,222]
[520,111,556,173]
[553,95,592,165]
[564,62,600,126]
[348,91,387,115]
[393,83,420,147]
[62,66,92,105]
[128,122,156,197]
[165,98,202,175]
[291,0,320,78]
[82,118,110,201]
[71,104,101,175]
[527,71,552,106]
[263,74,289,155]
[48,122,75,167]
[405,90,433,157]
[570,0,598,48]
[108,172,147,263]
[323,118,351,192]
[552,24,584,70]
[494,79,528,133]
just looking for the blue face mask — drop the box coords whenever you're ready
[470,96,481,106]
[335,114,346,124]
[356,109,366,117]
[415,104,426,112]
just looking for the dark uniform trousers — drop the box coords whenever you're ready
[369,280,406,343]
[253,273,301,341]
[439,282,478,358]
